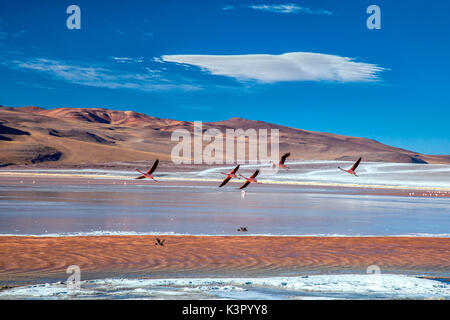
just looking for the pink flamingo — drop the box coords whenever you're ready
[238,170,260,189]
[219,165,240,187]
[135,159,159,181]
[276,152,291,169]
[338,157,361,176]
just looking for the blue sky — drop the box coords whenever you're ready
[0,0,449,154]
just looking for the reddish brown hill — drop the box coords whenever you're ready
[0,106,449,165]
[37,108,157,126]
[15,106,46,113]
[34,107,192,129]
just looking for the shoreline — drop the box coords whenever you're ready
[1,171,450,197]
[1,235,449,286]
[1,232,450,238]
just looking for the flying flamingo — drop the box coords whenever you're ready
[135,159,159,181]
[338,157,362,176]
[238,170,260,189]
[218,164,240,187]
[276,152,291,169]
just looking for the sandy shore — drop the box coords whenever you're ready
[0,236,449,285]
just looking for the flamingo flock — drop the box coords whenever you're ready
[132,153,362,239]
[134,153,363,191]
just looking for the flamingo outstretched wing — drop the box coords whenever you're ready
[135,169,147,179]
[280,152,290,164]
[219,176,232,187]
[148,159,159,174]
[231,164,240,174]
[250,170,259,179]
[351,157,362,171]
[239,181,251,190]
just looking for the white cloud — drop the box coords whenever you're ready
[248,3,332,15]
[3,57,200,91]
[152,57,165,63]
[161,52,386,83]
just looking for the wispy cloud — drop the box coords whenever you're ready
[152,57,165,64]
[161,52,386,83]
[0,29,26,40]
[1,56,200,92]
[16,81,56,90]
[114,29,154,40]
[0,23,7,39]
[111,56,144,63]
[222,5,235,11]
[12,30,25,38]
[248,3,331,15]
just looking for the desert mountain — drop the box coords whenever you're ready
[0,106,449,166]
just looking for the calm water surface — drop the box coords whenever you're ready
[0,183,449,236]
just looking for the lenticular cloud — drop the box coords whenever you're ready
[162,52,386,83]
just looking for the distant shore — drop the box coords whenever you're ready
[1,235,449,286]
[0,168,449,197]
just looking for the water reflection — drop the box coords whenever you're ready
[0,184,449,236]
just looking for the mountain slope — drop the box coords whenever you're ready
[0,106,448,165]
